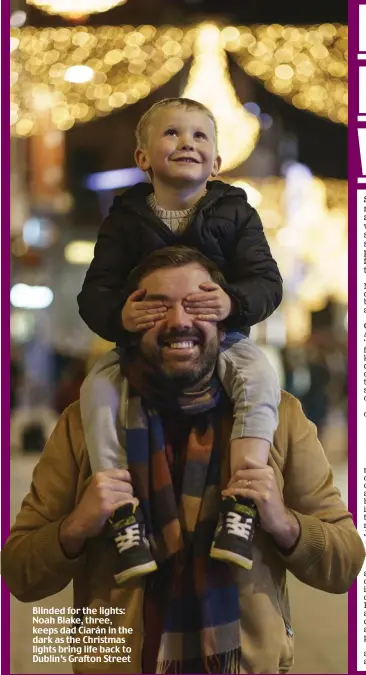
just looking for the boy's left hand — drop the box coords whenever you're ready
[184,282,233,321]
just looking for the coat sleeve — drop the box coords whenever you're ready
[77,197,140,344]
[1,407,85,603]
[223,204,283,328]
[277,395,365,593]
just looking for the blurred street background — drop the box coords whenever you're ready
[9,0,349,672]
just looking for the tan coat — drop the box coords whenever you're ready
[2,392,364,674]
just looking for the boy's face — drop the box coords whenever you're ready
[135,106,221,188]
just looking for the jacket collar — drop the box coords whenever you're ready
[117,179,241,220]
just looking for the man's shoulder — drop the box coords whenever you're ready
[276,390,317,453]
[279,389,302,416]
[57,400,86,462]
[63,399,82,425]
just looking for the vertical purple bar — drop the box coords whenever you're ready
[349,1,362,673]
[2,2,11,675]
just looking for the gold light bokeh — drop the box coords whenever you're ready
[223,23,348,125]
[183,24,260,172]
[10,24,195,135]
[10,22,348,137]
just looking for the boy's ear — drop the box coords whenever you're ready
[134,147,151,172]
[211,154,222,177]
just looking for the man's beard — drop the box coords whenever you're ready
[141,327,219,390]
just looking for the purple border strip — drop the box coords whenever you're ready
[2,2,11,675]
[348,1,361,674]
[2,9,358,675]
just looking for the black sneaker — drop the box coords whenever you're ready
[210,496,257,570]
[109,503,157,584]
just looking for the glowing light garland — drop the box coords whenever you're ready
[10,22,348,139]
[183,24,260,172]
[11,25,194,135]
[222,23,348,125]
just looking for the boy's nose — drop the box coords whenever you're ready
[178,137,194,150]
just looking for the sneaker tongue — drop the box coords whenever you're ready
[114,502,135,519]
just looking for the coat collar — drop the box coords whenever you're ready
[117,179,246,219]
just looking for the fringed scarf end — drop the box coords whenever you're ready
[156,659,176,674]
[205,648,241,674]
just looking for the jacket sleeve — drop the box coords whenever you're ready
[77,197,140,344]
[1,407,85,603]
[223,204,283,328]
[277,395,364,593]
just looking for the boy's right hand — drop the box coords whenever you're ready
[121,289,167,332]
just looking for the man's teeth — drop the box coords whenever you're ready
[167,341,195,349]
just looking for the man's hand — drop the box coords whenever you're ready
[59,469,137,558]
[121,289,167,332]
[183,282,233,322]
[222,458,300,550]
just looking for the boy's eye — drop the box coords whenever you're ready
[194,131,207,139]
[164,128,177,136]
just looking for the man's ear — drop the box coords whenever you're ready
[134,147,151,173]
[211,154,222,177]
[218,326,226,343]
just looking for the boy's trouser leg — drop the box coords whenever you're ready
[80,348,157,583]
[80,349,126,473]
[217,336,280,444]
[211,336,281,570]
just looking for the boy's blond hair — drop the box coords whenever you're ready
[135,98,218,151]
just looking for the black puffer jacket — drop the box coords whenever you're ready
[78,180,283,344]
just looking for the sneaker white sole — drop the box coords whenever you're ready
[210,547,253,570]
[114,560,157,585]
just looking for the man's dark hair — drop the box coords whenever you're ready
[130,246,226,289]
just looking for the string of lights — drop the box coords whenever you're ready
[183,24,260,172]
[10,22,347,138]
[11,25,195,135]
[224,23,348,125]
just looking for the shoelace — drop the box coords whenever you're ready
[114,523,141,553]
[226,512,253,540]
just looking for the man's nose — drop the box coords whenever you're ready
[166,303,193,328]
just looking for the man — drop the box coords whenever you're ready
[2,247,364,675]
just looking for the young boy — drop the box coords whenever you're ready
[78,97,282,584]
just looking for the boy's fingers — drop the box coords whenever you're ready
[196,314,219,322]
[135,302,166,310]
[129,289,146,301]
[144,307,167,314]
[138,313,166,323]
[135,321,156,330]
[185,292,218,303]
[198,282,219,291]
[186,302,220,311]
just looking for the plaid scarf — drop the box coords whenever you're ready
[121,353,241,674]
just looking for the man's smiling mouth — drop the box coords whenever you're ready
[159,334,202,352]
[165,340,196,349]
